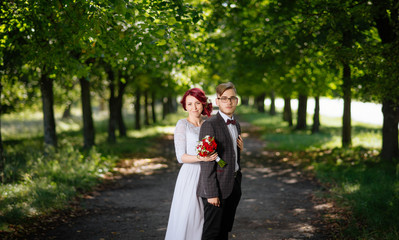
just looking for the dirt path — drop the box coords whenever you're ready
[24,122,332,240]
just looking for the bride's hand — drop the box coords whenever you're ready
[198,152,218,162]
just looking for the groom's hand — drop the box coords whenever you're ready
[237,135,244,151]
[208,197,220,207]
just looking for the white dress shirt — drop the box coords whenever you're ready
[218,111,239,172]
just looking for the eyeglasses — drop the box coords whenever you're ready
[217,96,238,103]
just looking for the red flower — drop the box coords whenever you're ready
[196,136,227,168]
[197,135,217,157]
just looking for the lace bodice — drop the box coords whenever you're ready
[174,119,201,163]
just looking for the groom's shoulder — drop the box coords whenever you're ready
[201,116,218,130]
[204,115,219,124]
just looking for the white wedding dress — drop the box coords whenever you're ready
[165,119,204,240]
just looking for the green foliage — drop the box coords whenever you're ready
[0,0,206,119]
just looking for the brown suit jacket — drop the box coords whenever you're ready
[197,112,241,199]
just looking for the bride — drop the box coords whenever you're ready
[165,88,218,240]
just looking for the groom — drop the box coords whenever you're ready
[198,82,243,240]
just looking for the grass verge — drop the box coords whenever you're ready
[0,110,183,233]
[238,108,399,240]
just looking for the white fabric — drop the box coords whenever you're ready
[165,119,204,240]
[218,111,239,171]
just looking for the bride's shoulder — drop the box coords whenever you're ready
[176,118,188,126]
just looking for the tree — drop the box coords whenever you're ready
[0,81,3,182]
[80,76,95,148]
[1,0,115,148]
[295,0,372,146]
[360,0,399,161]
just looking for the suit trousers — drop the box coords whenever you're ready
[201,172,242,240]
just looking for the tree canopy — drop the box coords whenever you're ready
[1,0,398,161]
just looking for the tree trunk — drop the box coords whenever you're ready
[144,90,150,125]
[162,96,169,120]
[171,96,177,113]
[99,98,106,111]
[117,80,127,137]
[255,93,266,113]
[283,97,293,126]
[241,97,249,106]
[80,77,95,149]
[380,100,399,162]
[151,91,157,124]
[371,0,398,162]
[269,90,276,116]
[312,96,320,134]
[0,114,3,183]
[135,89,141,130]
[40,73,57,147]
[62,102,72,119]
[342,63,352,147]
[0,81,4,183]
[107,71,117,143]
[296,95,307,130]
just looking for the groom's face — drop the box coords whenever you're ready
[216,89,238,117]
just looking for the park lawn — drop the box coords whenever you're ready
[238,108,399,240]
[0,110,182,233]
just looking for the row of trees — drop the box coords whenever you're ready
[199,0,398,162]
[1,0,398,176]
[1,0,206,180]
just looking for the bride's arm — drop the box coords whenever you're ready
[174,120,217,163]
[181,152,218,163]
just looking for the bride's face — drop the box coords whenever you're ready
[186,95,203,118]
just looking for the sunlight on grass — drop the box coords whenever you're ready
[2,113,82,140]
[2,109,43,121]
[1,106,183,231]
[343,182,361,194]
[2,106,182,141]
[310,147,399,239]
[352,131,382,149]
[127,126,176,138]
[238,107,383,151]
[0,139,117,229]
[56,118,82,132]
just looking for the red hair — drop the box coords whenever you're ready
[180,88,213,117]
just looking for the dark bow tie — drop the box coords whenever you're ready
[226,119,236,125]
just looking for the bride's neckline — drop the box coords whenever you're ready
[186,118,202,127]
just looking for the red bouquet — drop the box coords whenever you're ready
[196,135,226,168]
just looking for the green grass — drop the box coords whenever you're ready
[312,148,399,240]
[237,107,382,151]
[238,107,399,240]
[0,141,116,231]
[0,108,183,232]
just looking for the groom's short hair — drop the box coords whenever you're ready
[216,82,237,96]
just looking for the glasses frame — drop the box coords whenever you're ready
[217,96,238,103]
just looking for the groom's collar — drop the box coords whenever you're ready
[218,110,234,123]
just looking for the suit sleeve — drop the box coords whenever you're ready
[199,120,219,198]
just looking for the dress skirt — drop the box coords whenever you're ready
[165,163,203,240]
